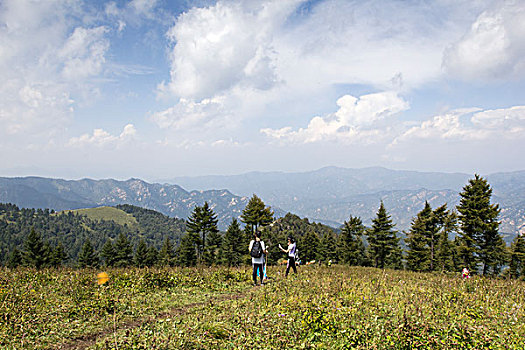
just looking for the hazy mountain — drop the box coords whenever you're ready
[0,177,257,230]
[1,167,524,237]
[164,167,525,237]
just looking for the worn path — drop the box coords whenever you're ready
[52,292,247,350]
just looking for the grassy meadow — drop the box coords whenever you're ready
[61,207,139,227]
[1,265,524,349]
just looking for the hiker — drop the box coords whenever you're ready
[249,231,267,286]
[279,236,297,277]
[462,267,470,279]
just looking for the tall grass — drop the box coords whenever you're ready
[1,265,524,349]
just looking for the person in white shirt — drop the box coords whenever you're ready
[249,231,267,286]
[279,236,297,277]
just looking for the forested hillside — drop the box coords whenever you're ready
[0,177,257,230]
[0,203,186,265]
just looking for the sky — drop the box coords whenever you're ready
[1,0,525,181]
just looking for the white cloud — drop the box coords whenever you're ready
[150,97,230,130]
[443,2,525,80]
[68,124,137,148]
[58,26,109,80]
[392,106,525,145]
[158,1,298,100]
[0,0,111,136]
[152,0,487,142]
[261,91,409,143]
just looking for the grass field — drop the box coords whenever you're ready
[61,207,138,227]
[1,265,524,349]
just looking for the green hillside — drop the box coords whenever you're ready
[63,206,138,227]
[0,203,186,266]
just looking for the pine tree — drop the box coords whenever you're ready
[78,240,99,268]
[101,240,116,267]
[134,239,149,268]
[158,237,175,266]
[203,230,222,265]
[7,247,22,268]
[186,202,219,263]
[434,206,457,272]
[177,234,197,267]
[509,234,525,278]
[50,242,68,267]
[113,233,133,267]
[405,202,433,272]
[300,230,320,263]
[338,216,366,265]
[457,174,503,275]
[22,227,48,269]
[320,232,337,263]
[240,194,274,238]
[221,218,245,267]
[146,246,158,267]
[366,201,400,269]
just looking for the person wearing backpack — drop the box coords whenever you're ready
[279,236,297,277]
[249,231,267,286]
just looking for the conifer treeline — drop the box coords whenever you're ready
[2,175,525,278]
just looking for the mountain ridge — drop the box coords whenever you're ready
[1,167,524,236]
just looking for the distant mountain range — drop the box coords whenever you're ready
[165,167,525,238]
[1,167,524,238]
[0,177,256,230]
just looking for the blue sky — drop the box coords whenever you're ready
[1,0,524,180]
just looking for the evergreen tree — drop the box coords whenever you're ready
[101,240,116,267]
[22,227,48,269]
[457,174,503,275]
[42,241,53,268]
[338,216,366,266]
[509,234,525,278]
[300,230,320,263]
[221,218,245,266]
[146,246,158,267]
[134,239,149,267]
[158,237,175,266]
[186,202,219,263]
[240,194,274,239]
[177,234,197,267]
[366,201,401,269]
[434,206,457,272]
[50,242,68,267]
[319,232,337,263]
[113,233,133,267]
[203,230,222,265]
[7,247,22,268]
[78,240,99,268]
[405,202,433,272]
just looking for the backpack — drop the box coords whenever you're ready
[250,240,263,258]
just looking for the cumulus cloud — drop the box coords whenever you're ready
[392,106,525,145]
[0,0,111,136]
[158,1,298,100]
[150,97,230,130]
[68,124,137,148]
[152,0,486,140]
[443,2,525,80]
[261,91,409,143]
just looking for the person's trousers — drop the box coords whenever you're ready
[253,263,263,285]
[286,257,297,276]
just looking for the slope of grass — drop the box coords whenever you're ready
[65,206,138,227]
[1,266,524,349]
